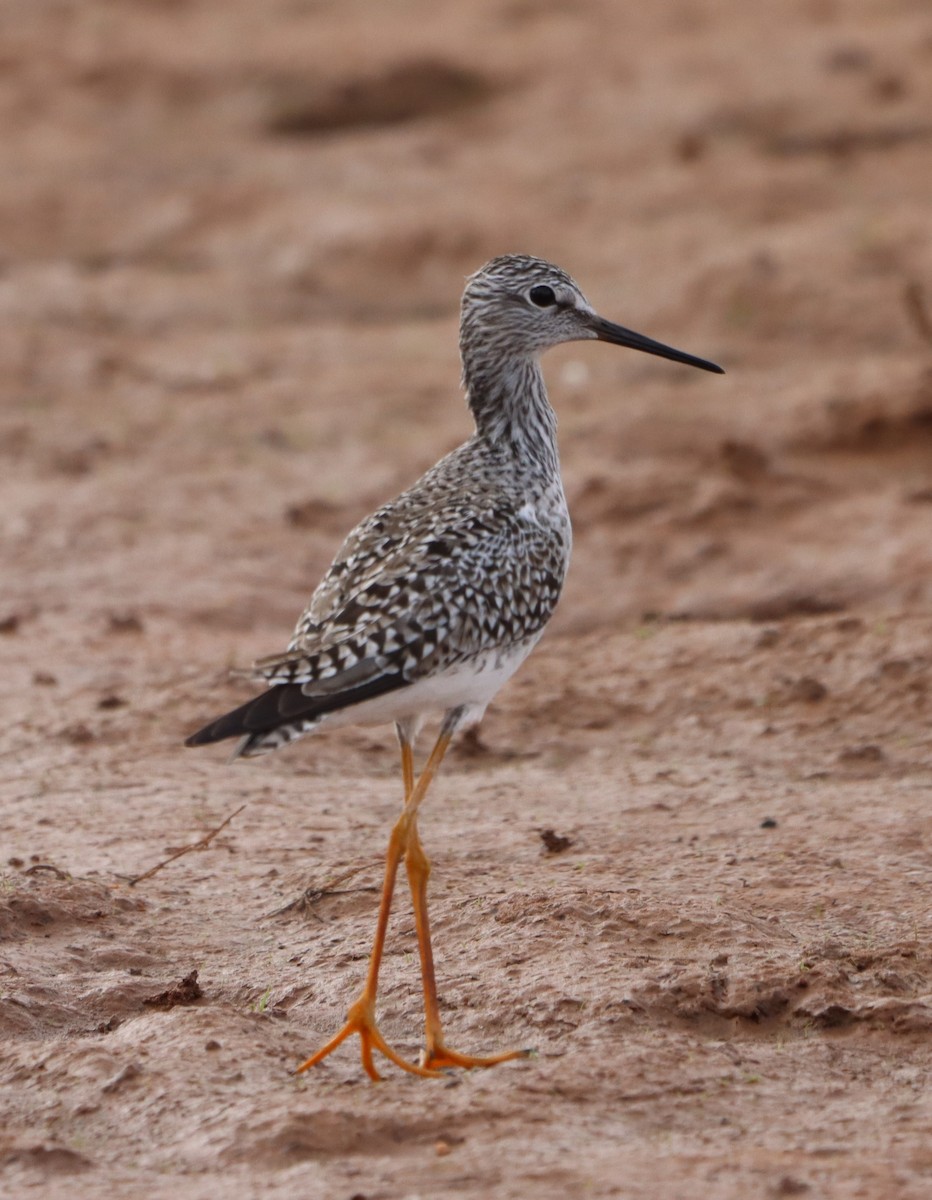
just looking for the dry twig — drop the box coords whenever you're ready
[23,863,70,879]
[266,861,379,919]
[128,804,246,886]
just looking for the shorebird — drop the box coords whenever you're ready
[186,255,723,1080]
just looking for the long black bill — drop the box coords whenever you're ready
[590,315,724,374]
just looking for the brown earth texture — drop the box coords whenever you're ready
[2,1,932,1197]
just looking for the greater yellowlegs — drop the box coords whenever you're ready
[186,255,723,1079]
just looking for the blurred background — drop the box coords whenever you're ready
[3,0,931,640]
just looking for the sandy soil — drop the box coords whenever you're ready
[2,1,932,1197]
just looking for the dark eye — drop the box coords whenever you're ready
[528,284,557,308]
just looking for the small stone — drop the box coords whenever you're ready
[61,723,95,745]
[776,1176,810,1196]
[107,612,144,634]
[540,828,573,854]
[838,743,884,764]
[870,73,906,102]
[721,438,769,480]
[674,131,706,162]
[788,676,827,702]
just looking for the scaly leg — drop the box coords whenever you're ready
[295,716,458,1081]
[294,804,437,1080]
[399,716,533,1073]
[296,720,446,1080]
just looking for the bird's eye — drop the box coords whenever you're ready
[528,285,557,308]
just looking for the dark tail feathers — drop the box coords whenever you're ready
[184,673,408,748]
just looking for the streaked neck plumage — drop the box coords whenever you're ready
[460,338,560,481]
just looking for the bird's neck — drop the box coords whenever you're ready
[462,352,560,478]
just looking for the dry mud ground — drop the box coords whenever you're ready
[2,2,932,1197]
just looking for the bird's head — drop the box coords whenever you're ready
[461,254,723,374]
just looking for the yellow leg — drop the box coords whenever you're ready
[405,825,532,1071]
[297,713,531,1080]
[399,725,533,1073]
[400,734,415,804]
[295,722,456,1081]
[294,809,437,1080]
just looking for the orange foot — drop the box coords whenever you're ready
[421,1041,535,1072]
[295,994,441,1082]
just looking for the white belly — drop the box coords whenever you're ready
[320,638,541,733]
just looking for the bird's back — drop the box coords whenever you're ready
[286,433,569,677]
